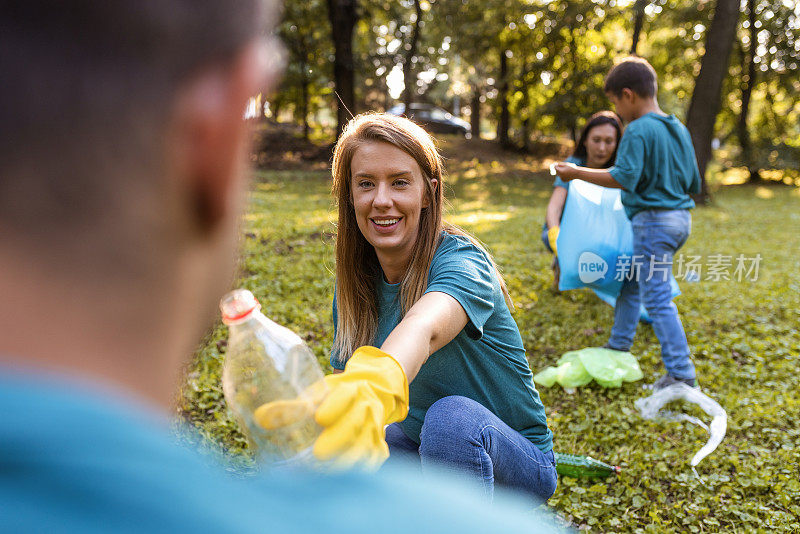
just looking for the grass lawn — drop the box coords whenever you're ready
[181,139,800,532]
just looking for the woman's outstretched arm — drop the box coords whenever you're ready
[545,186,568,229]
[380,291,468,382]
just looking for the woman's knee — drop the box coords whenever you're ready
[419,396,487,449]
[540,452,558,499]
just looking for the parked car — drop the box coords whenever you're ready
[386,103,471,138]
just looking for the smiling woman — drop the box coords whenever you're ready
[317,113,557,501]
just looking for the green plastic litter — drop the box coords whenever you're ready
[532,366,559,388]
[534,347,643,389]
[555,352,593,387]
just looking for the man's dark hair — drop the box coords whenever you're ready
[572,111,623,167]
[0,1,270,250]
[603,56,658,98]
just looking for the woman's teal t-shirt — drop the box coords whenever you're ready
[331,232,553,453]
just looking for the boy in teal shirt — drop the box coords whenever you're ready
[554,57,701,389]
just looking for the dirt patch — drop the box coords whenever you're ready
[249,121,334,171]
[439,136,571,165]
[249,121,572,171]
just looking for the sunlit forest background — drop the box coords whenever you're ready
[246,0,799,193]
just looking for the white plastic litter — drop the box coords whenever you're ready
[635,383,727,471]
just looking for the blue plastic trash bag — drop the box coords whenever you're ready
[555,180,680,321]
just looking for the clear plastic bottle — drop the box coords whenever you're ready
[219,289,325,462]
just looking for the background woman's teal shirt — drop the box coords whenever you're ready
[332,232,553,453]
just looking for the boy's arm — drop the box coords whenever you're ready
[552,163,624,189]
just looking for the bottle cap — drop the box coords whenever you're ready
[220,289,261,325]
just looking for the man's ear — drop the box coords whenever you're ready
[170,39,283,235]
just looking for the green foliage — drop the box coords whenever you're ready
[274,0,333,132]
[710,0,800,172]
[181,148,800,531]
[269,0,798,173]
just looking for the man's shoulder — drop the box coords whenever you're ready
[0,373,271,532]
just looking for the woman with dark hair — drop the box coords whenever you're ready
[312,112,556,501]
[543,111,623,287]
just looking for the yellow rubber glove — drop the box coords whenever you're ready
[547,225,560,256]
[315,346,408,469]
[252,346,408,470]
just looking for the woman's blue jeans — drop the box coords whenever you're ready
[385,396,557,502]
[606,209,696,380]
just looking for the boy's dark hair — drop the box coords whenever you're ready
[604,56,658,98]
[572,111,623,167]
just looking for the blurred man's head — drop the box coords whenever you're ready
[0,1,282,405]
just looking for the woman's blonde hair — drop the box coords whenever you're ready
[331,113,510,362]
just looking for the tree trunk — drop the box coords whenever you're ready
[738,0,761,182]
[685,0,740,204]
[327,0,358,135]
[402,0,423,113]
[496,50,510,147]
[271,97,283,122]
[630,0,648,54]
[301,76,310,140]
[568,26,579,142]
[470,86,481,140]
[520,62,534,151]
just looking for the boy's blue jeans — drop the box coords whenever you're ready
[607,209,696,380]
[384,396,557,502]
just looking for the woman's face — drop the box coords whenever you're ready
[350,141,436,266]
[584,123,619,168]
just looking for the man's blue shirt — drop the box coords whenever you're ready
[0,367,560,533]
[609,113,701,219]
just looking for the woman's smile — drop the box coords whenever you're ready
[371,216,402,232]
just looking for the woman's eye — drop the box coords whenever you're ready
[394,179,410,187]
[358,180,373,188]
